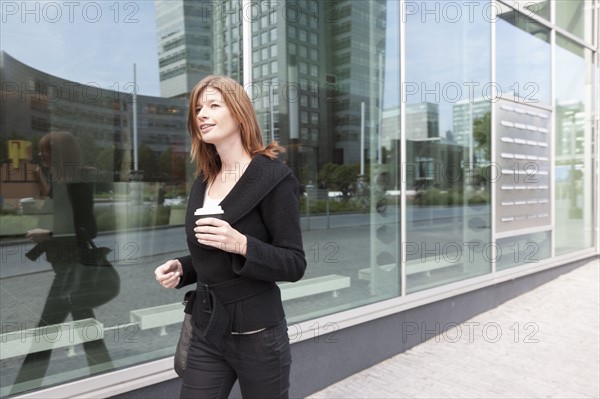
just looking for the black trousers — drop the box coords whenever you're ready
[181,320,292,399]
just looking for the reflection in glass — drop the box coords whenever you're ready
[496,232,551,271]
[0,52,189,396]
[520,0,550,21]
[8,132,118,395]
[496,2,551,105]
[405,1,492,292]
[248,0,402,321]
[555,0,595,44]
[0,0,596,396]
[554,35,595,254]
[1,1,404,392]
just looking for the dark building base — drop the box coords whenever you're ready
[112,256,594,399]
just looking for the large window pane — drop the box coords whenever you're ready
[554,35,595,254]
[0,0,402,395]
[0,52,190,395]
[496,2,552,106]
[405,1,492,292]
[250,0,402,322]
[555,0,596,44]
[493,2,554,270]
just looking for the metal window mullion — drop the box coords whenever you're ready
[596,0,600,253]
[400,0,407,297]
[554,25,597,51]
[242,0,253,97]
[550,25,557,258]
[491,0,498,273]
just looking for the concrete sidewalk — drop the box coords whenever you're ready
[308,258,600,399]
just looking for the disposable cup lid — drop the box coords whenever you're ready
[194,206,224,216]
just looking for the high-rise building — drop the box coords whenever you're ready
[155,0,213,98]
[329,0,387,166]
[158,0,387,173]
[212,0,244,83]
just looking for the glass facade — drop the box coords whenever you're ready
[0,1,598,397]
[405,0,492,291]
[554,34,595,254]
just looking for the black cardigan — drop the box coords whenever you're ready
[176,155,306,332]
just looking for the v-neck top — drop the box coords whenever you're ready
[203,192,223,208]
[204,178,225,207]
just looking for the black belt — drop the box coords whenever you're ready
[183,277,274,312]
[201,277,274,304]
[183,277,274,347]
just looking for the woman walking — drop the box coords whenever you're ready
[154,75,306,399]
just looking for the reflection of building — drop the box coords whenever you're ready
[381,107,400,148]
[330,0,387,165]
[452,98,491,163]
[153,1,388,175]
[155,0,213,98]
[406,103,440,140]
[381,107,401,187]
[383,102,477,191]
[212,0,244,83]
[0,52,187,182]
[405,139,465,191]
[164,0,334,179]
[452,98,490,146]
[556,101,585,157]
[210,1,388,178]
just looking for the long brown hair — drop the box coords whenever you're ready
[187,75,284,181]
[39,131,84,182]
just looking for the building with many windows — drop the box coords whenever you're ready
[0,1,598,398]
[155,0,213,98]
[158,0,389,175]
[0,52,188,185]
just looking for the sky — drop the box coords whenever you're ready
[0,0,403,103]
[0,0,568,111]
[0,0,161,96]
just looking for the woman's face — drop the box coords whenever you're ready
[195,88,239,146]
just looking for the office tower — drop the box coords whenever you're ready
[155,0,213,98]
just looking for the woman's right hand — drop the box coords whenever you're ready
[154,259,183,289]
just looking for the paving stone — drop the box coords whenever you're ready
[308,258,600,399]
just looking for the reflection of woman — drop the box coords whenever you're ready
[12,132,118,392]
[154,76,306,398]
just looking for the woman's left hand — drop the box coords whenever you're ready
[26,228,51,243]
[194,218,247,256]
